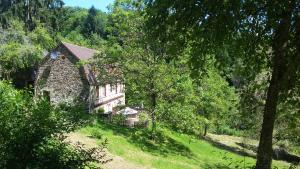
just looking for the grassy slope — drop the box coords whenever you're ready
[79,121,291,169]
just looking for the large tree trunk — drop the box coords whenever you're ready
[149,81,157,133]
[203,124,208,136]
[296,11,300,62]
[255,3,294,169]
[151,92,157,132]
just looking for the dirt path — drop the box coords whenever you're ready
[66,132,153,169]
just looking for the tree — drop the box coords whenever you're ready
[83,6,98,37]
[0,0,64,30]
[29,23,55,50]
[57,7,88,36]
[146,1,300,168]
[92,40,181,133]
[92,0,187,133]
[157,72,205,136]
[0,81,110,168]
[0,20,56,88]
[197,67,239,136]
[0,20,42,82]
[82,6,107,38]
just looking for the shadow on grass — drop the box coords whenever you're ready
[202,163,255,169]
[202,163,233,169]
[205,136,300,165]
[203,136,256,159]
[202,152,254,169]
[202,163,252,169]
[90,119,194,158]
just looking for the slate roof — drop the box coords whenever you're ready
[61,42,97,60]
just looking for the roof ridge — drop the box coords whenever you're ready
[61,41,98,52]
[60,41,97,61]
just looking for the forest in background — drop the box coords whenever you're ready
[0,0,299,169]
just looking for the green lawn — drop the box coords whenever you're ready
[79,120,292,169]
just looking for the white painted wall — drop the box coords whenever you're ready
[100,96,125,112]
[96,83,125,113]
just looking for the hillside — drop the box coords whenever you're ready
[71,120,293,169]
[1,1,300,168]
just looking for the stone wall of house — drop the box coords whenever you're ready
[35,45,90,107]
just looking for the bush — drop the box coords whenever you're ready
[90,129,103,139]
[97,107,105,114]
[57,101,90,128]
[158,104,205,136]
[134,112,149,128]
[138,112,149,123]
[32,139,109,169]
[0,81,109,168]
[93,108,106,121]
[112,114,126,125]
[214,124,244,136]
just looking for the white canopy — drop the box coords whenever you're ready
[117,107,138,115]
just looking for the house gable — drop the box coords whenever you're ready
[35,42,125,113]
[35,43,90,105]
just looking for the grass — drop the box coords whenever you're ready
[291,145,300,156]
[79,120,293,169]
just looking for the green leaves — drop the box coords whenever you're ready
[0,42,42,80]
[82,6,108,38]
[29,24,55,50]
[0,81,108,168]
[0,20,43,81]
[0,0,64,31]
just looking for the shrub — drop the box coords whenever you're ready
[98,107,105,114]
[93,108,105,121]
[134,112,149,128]
[32,139,110,169]
[91,129,103,139]
[57,101,89,128]
[112,114,126,125]
[0,81,109,168]
[138,112,149,123]
[214,124,244,136]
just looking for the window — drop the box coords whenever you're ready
[101,86,106,97]
[42,90,50,102]
[120,84,124,92]
[112,84,117,94]
[106,84,110,95]
[118,83,122,93]
[100,86,106,97]
[39,66,51,87]
[50,51,61,59]
[96,86,99,98]
[107,103,112,112]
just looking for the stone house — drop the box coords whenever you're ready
[35,42,125,112]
